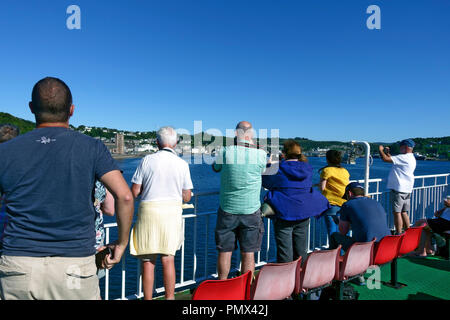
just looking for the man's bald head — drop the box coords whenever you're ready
[236,121,252,131]
[235,121,254,140]
[31,77,73,124]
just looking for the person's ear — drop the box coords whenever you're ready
[69,105,75,118]
[29,102,35,114]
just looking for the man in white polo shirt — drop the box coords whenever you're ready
[379,139,417,234]
[130,126,193,300]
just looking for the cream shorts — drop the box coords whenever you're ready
[0,255,100,300]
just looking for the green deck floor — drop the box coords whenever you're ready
[351,256,450,300]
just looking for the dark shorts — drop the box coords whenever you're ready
[215,207,265,253]
[427,217,450,234]
[329,232,356,252]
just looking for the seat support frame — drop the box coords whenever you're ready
[382,258,407,289]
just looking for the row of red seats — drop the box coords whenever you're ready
[191,225,425,300]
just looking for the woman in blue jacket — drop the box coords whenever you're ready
[262,140,330,263]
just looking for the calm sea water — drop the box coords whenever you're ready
[101,156,450,299]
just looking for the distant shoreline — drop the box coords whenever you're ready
[111,154,145,160]
[111,153,449,162]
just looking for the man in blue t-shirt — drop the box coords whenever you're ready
[0,124,20,251]
[0,77,134,300]
[329,182,391,252]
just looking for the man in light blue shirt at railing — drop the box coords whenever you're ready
[212,121,268,280]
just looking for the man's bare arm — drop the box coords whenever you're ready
[99,170,134,268]
[379,145,393,163]
[131,183,142,199]
[100,188,115,216]
[319,179,327,192]
[182,189,192,203]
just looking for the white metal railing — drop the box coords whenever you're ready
[101,173,449,300]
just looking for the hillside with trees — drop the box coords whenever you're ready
[1,112,448,159]
[0,112,35,134]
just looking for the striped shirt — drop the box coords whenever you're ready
[213,141,267,214]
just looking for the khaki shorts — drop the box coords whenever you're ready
[0,255,100,300]
[390,190,411,213]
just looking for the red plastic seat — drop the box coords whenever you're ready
[372,234,411,289]
[192,271,252,300]
[398,225,425,256]
[335,239,375,281]
[332,240,375,300]
[250,257,301,300]
[372,235,403,266]
[378,225,426,289]
[294,246,341,297]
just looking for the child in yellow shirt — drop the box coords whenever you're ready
[319,150,350,238]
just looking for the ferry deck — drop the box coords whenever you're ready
[101,172,450,301]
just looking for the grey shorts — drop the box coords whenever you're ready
[390,190,411,213]
[215,207,265,253]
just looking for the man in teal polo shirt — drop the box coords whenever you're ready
[213,121,268,279]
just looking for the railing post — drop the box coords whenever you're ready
[105,227,110,300]
[193,215,197,281]
[121,254,126,300]
[137,259,142,299]
[307,219,311,253]
[312,217,316,250]
[266,218,270,262]
[205,215,209,278]
[180,218,185,284]
[376,180,380,202]
[422,187,427,219]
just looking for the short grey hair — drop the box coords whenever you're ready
[0,124,20,143]
[157,126,178,147]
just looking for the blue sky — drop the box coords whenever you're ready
[0,0,449,142]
